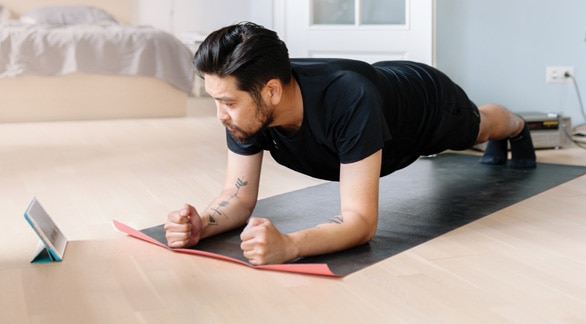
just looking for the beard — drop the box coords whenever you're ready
[224,101,274,143]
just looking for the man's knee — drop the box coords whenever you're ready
[476,104,520,143]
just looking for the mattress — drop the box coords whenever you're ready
[0,20,195,93]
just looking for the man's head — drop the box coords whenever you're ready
[194,22,292,105]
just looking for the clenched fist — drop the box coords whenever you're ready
[164,204,203,248]
[240,217,296,265]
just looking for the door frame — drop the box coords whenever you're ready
[271,0,436,66]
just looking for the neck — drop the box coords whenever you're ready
[270,77,303,132]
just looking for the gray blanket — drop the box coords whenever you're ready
[0,21,194,93]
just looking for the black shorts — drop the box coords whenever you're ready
[420,85,481,155]
[377,61,480,175]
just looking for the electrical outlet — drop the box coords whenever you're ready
[546,66,574,83]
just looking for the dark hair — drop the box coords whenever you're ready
[193,22,291,103]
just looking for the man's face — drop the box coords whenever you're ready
[205,74,273,143]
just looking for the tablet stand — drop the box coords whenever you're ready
[31,240,59,263]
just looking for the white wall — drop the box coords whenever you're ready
[436,0,586,126]
[133,0,586,126]
[133,0,273,36]
[132,0,173,30]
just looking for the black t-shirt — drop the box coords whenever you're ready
[227,59,477,181]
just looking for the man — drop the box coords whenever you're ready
[164,22,536,265]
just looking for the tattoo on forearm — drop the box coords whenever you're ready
[208,206,225,224]
[327,215,344,224]
[207,213,218,225]
[233,178,248,198]
[206,177,249,225]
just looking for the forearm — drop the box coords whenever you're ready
[286,210,377,261]
[239,151,381,265]
[199,188,256,240]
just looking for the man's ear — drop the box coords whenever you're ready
[264,79,282,105]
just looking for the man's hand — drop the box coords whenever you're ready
[240,217,296,265]
[164,204,203,248]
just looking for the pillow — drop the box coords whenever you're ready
[19,5,117,25]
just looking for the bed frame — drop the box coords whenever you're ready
[1,0,190,122]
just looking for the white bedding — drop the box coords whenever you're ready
[0,20,195,93]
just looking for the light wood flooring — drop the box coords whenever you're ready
[1,97,585,322]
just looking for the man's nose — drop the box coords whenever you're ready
[216,105,229,121]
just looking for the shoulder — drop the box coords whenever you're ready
[292,58,380,102]
[291,58,376,79]
[294,60,387,136]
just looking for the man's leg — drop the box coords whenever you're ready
[476,104,536,169]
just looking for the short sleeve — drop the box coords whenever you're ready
[328,74,390,164]
[225,128,263,155]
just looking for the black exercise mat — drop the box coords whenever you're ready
[141,153,586,276]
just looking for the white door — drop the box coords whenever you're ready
[273,0,434,65]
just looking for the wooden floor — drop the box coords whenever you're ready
[1,98,585,323]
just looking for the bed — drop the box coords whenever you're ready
[0,0,195,122]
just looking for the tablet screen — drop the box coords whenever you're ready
[24,197,68,261]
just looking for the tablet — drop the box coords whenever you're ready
[24,197,68,262]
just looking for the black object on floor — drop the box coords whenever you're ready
[142,153,586,276]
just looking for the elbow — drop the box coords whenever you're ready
[362,225,377,244]
[340,208,378,245]
[366,227,377,242]
[353,212,378,244]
